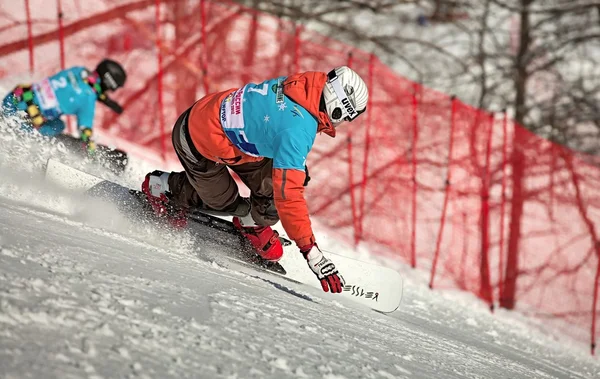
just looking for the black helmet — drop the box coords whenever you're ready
[95,59,126,92]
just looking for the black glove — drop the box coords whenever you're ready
[300,243,344,293]
[304,165,311,186]
[98,94,124,114]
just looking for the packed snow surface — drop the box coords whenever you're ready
[0,125,599,379]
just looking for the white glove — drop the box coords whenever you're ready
[301,243,345,293]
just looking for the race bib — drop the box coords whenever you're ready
[33,78,61,119]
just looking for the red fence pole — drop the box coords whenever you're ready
[480,112,494,309]
[56,0,74,134]
[242,9,258,83]
[155,0,166,162]
[200,0,209,95]
[292,25,302,73]
[348,135,359,247]
[592,258,600,355]
[57,0,65,69]
[346,51,354,73]
[458,211,469,288]
[346,52,359,247]
[429,96,457,289]
[549,144,556,221]
[358,53,375,240]
[24,0,34,73]
[410,82,419,268]
[498,110,508,304]
[563,152,600,355]
[502,125,526,309]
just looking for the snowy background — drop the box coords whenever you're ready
[1,1,600,376]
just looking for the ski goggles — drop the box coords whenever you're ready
[327,69,365,122]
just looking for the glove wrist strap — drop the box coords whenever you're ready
[303,244,323,262]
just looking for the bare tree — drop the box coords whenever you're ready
[234,0,600,154]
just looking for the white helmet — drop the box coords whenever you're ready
[321,66,369,125]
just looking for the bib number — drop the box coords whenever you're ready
[247,83,268,96]
[50,77,68,89]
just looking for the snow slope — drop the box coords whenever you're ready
[0,126,599,378]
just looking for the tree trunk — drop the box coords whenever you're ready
[476,0,491,109]
[501,0,532,310]
[172,0,197,115]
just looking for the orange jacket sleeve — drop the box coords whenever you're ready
[272,168,315,248]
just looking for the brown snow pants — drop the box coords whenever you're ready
[166,107,279,226]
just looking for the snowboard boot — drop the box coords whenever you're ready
[141,170,188,228]
[232,216,283,262]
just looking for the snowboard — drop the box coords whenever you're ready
[54,134,128,175]
[43,158,287,273]
[44,158,404,314]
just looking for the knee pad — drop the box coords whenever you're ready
[221,196,251,217]
[250,196,279,226]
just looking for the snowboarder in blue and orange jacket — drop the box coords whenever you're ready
[2,59,126,155]
[142,66,369,293]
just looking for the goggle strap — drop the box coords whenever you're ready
[327,69,359,121]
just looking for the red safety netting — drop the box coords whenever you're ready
[1,0,599,354]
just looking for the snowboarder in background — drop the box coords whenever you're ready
[1,59,127,169]
[142,66,368,293]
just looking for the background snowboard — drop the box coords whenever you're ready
[55,134,128,174]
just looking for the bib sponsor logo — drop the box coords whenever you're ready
[343,285,379,301]
[220,95,230,124]
[33,79,60,113]
[230,88,244,115]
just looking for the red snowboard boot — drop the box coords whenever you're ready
[141,170,188,228]
[232,217,283,262]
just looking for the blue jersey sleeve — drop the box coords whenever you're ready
[76,94,96,129]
